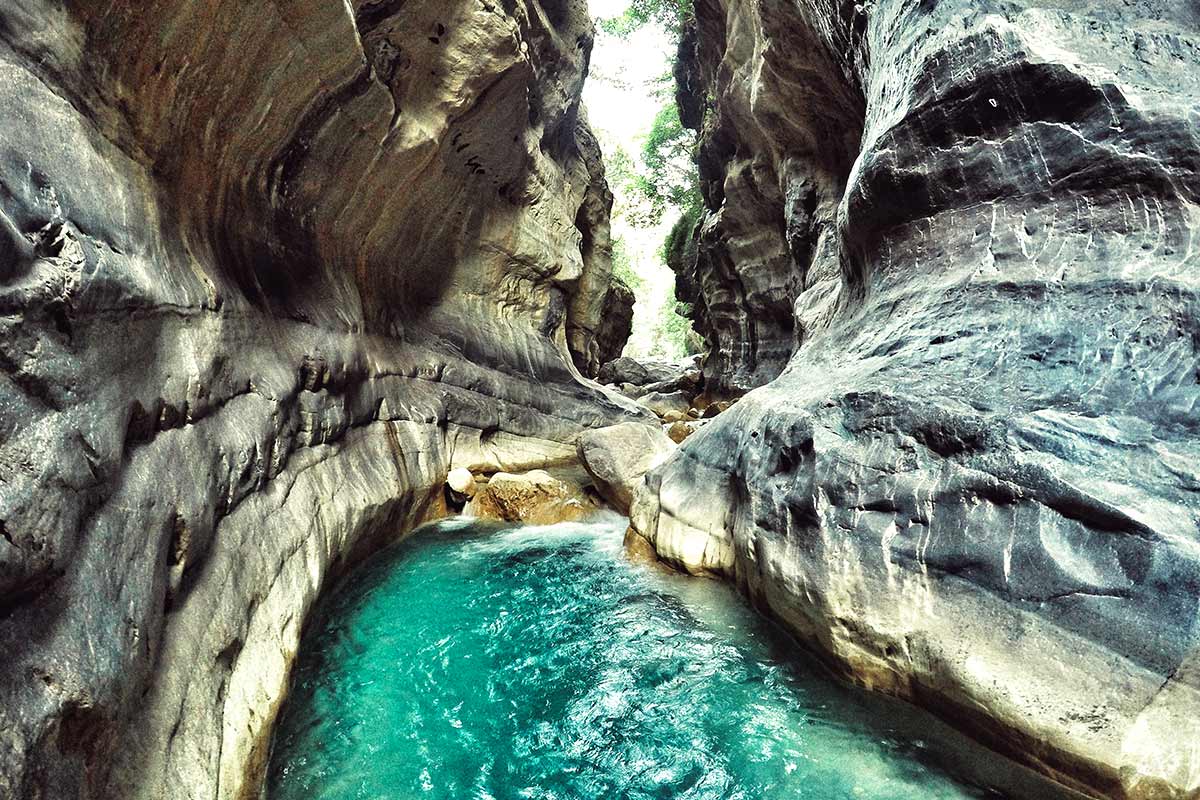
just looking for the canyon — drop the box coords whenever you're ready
[0,0,1197,799]
[634,1,1200,798]
[0,1,642,797]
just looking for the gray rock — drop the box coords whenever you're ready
[593,278,636,374]
[598,356,693,387]
[0,2,645,798]
[577,423,676,513]
[637,390,694,419]
[639,0,1200,797]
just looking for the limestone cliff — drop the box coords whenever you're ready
[638,1,1200,797]
[0,1,637,797]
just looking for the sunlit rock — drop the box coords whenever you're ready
[0,1,637,797]
[643,0,1200,797]
[577,422,676,514]
[467,470,597,525]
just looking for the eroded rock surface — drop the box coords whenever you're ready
[640,1,1200,797]
[578,422,676,514]
[0,1,639,798]
[467,469,598,525]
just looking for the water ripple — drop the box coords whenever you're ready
[269,515,1000,800]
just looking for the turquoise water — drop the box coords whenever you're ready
[267,515,1012,800]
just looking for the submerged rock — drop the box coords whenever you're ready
[640,0,1200,797]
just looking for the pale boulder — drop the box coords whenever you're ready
[446,467,477,497]
[577,423,676,513]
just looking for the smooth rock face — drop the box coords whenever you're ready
[591,277,636,373]
[447,467,478,497]
[640,1,1200,798]
[0,1,640,798]
[577,422,677,514]
[598,356,686,387]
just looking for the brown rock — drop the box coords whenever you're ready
[638,390,693,419]
[467,470,597,526]
[666,420,706,443]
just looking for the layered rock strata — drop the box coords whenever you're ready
[0,1,639,798]
[638,1,1200,797]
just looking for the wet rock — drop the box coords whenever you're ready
[577,423,676,514]
[467,470,597,526]
[642,0,1200,797]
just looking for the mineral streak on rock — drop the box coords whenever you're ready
[639,0,1200,797]
[0,1,640,798]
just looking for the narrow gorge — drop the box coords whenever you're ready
[0,1,1197,799]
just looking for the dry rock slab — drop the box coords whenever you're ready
[577,423,676,514]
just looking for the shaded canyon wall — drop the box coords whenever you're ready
[0,0,639,797]
[639,1,1200,797]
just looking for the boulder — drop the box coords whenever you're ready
[666,420,706,444]
[577,423,676,513]
[467,470,597,526]
[595,279,635,369]
[446,467,477,497]
[701,401,731,419]
[637,391,693,419]
[598,356,682,387]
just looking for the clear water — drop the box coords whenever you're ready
[268,515,1011,800]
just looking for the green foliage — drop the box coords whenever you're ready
[648,299,699,358]
[611,235,644,292]
[592,0,704,359]
[603,143,658,228]
[597,0,693,36]
[661,202,702,268]
[638,104,699,222]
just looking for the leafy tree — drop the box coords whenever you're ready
[611,235,644,292]
[598,0,694,36]
[603,142,659,228]
[639,103,700,222]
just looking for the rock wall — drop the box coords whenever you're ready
[639,1,1200,797]
[0,1,639,797]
